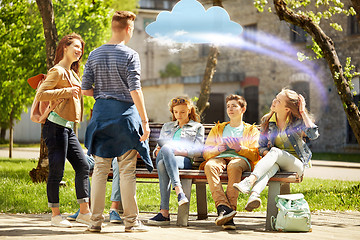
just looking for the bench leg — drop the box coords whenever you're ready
[280,182,290,194]
[177,178,192,226]
[266,181,280,231]
[195,183,208,220]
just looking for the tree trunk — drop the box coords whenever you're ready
[197,46,219,115]
[273,0,360,145]
[9,111,13,159]
[35,0,58,69]
[351,0,360,24]
[196,0,223,116]
[0,128,5,142]
[30,0,58,183]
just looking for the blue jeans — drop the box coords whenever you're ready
[156,145,192,210]
[87,156,121,202]
[43,120,90,207]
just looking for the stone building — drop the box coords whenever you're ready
[7,0,360,153]
[129,0,360,153]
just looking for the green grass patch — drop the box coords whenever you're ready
[0,143,40,148]
[312,152,360,163]
[0,158,359,214]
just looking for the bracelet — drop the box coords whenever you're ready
[142,119,149,123]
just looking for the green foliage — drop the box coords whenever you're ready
[254,0,269,12]
[159,62,181,78]
[0,0,139,127]
[344,57,360,93]
[253,0,356,62]
[0,0,46,129]
[53,0,112,62]
[110,0,139,12]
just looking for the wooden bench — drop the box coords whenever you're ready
[134,123,303,230]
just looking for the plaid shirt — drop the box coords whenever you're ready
[82,44,141,103]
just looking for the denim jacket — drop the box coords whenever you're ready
[153,120,205,159]
[259,119,319,166]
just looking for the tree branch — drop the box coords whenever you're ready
[273,0,360,145]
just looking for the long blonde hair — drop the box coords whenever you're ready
[260,88,313,133]
[169,96,201,123]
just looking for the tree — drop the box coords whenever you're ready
[28,0,139,182]
[258,0,360,144]
[196,0,223,115]
[0,0,47,157]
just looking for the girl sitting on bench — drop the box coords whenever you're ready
[148,96,204,226]
[234,88,319,211]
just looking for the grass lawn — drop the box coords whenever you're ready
[1,158,359,214]
[312,152,360,163]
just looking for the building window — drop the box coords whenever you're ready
[349,14,360,35]
[139,0,178,10]
[291,81,310,110]
[243,86,259,124]
[143,18,155,30]
[290,24,307,43]
[242,24,257,43]
[203,93,225,124]
[199,44,210,57]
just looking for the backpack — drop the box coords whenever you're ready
[271,193,312,232]
[28,69,71,124]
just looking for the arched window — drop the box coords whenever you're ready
[241,77,260,124]
[243,86,259,125]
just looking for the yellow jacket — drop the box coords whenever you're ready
[200,121,260,170]
[35,65,83,123]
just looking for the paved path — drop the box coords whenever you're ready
[1,211,360,240]
[1,148,360,239]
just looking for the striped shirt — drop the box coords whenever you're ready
[82,44,141,103]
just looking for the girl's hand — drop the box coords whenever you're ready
[262,150,269,157]
[298,94,306,114]
[224,137,241,152]
[216,142,227,153]
[154,146,161,157]
[71,86,81,98]
[174,149,188,156]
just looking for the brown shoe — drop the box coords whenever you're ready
[87,225,101,232]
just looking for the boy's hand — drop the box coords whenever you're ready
[224,137,241,152]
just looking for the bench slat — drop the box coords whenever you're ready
[135,168,301,183]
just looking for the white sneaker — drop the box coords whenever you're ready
[76,213,91,226]
[245,194,262,212]
[51,215,72,228]
[233,177,253,194]
[125,220,149,232]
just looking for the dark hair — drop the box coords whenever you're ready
[226,94,247,108]
[54,33,85,74]
[112,11,136,31]
[169,96,201,122]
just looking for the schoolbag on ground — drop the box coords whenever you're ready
[271,193,312,232]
